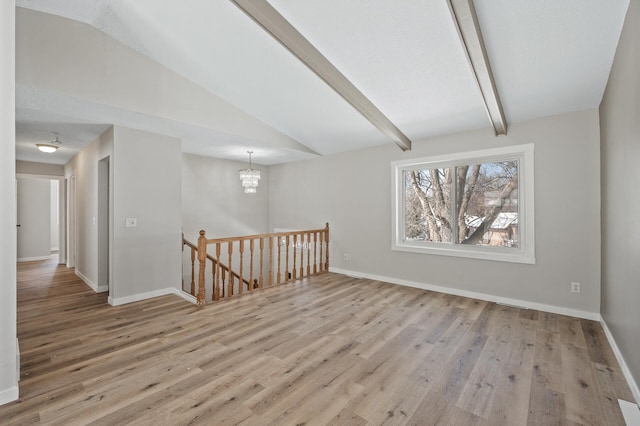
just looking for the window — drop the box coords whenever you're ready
[391,144,535,264]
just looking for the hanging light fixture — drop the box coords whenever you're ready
[37,132,62,153]
[239,150,261,194]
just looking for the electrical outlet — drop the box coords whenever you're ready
[571,282,581,293]
[343,254,351,261]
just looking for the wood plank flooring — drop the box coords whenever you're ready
[0,257,634,425]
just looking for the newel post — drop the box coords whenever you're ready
[324,222,330,271]
[197,230,207,308]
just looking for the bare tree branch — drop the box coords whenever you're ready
[456,164,480,242]
[461,177,518,245]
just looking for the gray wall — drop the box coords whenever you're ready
[65,128,113,290]
[65,126,182,302]
[16,160,64,176]
[182,153,269,241]
[181,153,270,298]
[0,0,17,405]
[111,126,182,301]
[600,0,640,399]
[269,109,601,316]
[16,177,51,260]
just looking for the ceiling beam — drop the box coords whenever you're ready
[447,0,507,135]
[230,0,412,151]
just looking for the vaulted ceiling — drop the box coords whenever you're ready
[15,0,629,165]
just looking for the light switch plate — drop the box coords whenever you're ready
[125,217,137,228]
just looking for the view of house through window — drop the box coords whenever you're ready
[392,144,534,264]
[404,161,519,248]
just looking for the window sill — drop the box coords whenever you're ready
[392,242,535,264]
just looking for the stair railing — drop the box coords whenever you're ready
[183,236,254,300]
[183,223,329,306]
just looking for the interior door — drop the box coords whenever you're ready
[16,177,51,261]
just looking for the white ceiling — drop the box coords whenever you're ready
[14,0,629,165]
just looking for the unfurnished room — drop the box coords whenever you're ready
[1,1,639,425]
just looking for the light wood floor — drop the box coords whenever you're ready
[0,258,634,425]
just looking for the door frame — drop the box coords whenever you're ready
[15,173,66,264]
[67,173,76,269]
[97,157,110,293]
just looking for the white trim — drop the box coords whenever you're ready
[109,287,197,307]
[17,255,51,262]
[0,386,19,406]
[619,399,640,425]
[391,243,535,264]
[391,143,535,264]
[74,270,108,293]
[601,318,640,405]
[329,267,599,321]
[174,289,198,305]
[16,338,19,382]
[15,172,64,180]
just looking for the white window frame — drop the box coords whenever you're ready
[391,143,535,264]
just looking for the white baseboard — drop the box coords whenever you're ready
[619,399,640,425]
[109,287,197,307]
[601,318,640,405]
[174,290,198,305]
[329,267,600,321]
[17,255,51,262]
[74,270,108,293]
[16,338,19,382]
[75,270,108,293]
[0,385,19,406]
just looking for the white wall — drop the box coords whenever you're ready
[16,7,310,154]
[600,0,640,401]
[182,153,269,241]
[65,127,114,290]
[0,0,18,406]
[16,177,50,260]
[110,126,182,302]
[269,109,601,317]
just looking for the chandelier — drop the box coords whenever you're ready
[239,151,261,194]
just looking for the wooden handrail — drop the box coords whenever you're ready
[202,227,328,244]
[183,238,197,250]
[182,236,253,299]
[186,223,329,307]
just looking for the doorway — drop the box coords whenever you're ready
[98,157,110,293]
[66,174,76,268]
[16,175,65,263]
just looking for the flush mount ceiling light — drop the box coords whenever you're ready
[36,132,62,153]
[239,150,261,194]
